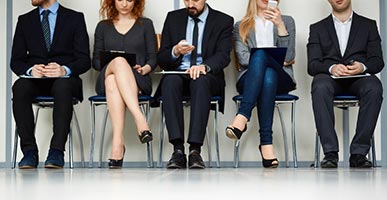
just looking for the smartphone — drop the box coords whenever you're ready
[267,0,278,10]
[180,41,189,46]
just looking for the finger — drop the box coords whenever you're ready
[190,69,195,79]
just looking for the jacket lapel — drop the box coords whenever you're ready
[51,5,65,51]
[343,13,360,58]
[202,6,214,57]
[326,15,342,57]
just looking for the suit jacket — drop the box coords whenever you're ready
[156,5,234,112]
[234,15,296,83]
[10,5,91,100]
[307,12,384,76]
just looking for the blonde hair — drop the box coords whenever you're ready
[239,0,280,44]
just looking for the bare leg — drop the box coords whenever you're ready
[229,114,247,131]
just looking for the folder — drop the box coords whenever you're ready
[99,50,136,67]
[250,47,287,66]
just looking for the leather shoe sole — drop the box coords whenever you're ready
[321,159,338,168]
[44,164,63,169]
[188,163,205,169]
[19,165,37,169]
[167,162,186,169]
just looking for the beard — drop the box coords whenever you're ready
[31,0,49,7]
[187,7,204,18]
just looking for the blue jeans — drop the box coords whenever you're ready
[237,49,295,145]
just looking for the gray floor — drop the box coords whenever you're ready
[1,168,386,200]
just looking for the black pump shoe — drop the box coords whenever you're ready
[108,146,125,169]
[225,125,247,140]
[139,130,153,144]
[259,145,279,168]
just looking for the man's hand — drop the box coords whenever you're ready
[173,40,195,57]
[185,65,206,80]
[42,62,66,77]
[345,61,364,75]
[31,64,45,78]
[331,64,350,77]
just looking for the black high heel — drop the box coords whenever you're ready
[258,145,279,168]
[108,146,125,169]
[225,125,247,140]
[139,130,153,144]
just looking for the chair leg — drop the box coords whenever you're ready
[89,102,96,168]
[371,136,377,167]
[99,106,109,168]
[214,102,220,168]
[143,102,154,168]
[73,109,85,168]
[291,101,298,168]
[276,103,290,168]
[157,102,165,168]
[68,121,74,169]
[205,126,212,168]
[12,129,19,169]
[314,132,320,168]
[342,108,350,167]
[233,140,240,168]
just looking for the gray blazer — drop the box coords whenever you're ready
[234,15,296,84]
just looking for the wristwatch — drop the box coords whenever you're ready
[203,64,211,72]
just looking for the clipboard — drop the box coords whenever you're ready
[331,73,371,79]
[99,50,136,67]
[250,47,287,66]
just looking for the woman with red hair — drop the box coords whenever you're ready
[92,0,156,168]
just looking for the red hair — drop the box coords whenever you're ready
[100,0,145,21]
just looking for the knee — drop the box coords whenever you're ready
[12,79,34,99]
[263,68,277,87]
[162,75,182,89]
[51,79,73,96]
[190,76,209,89]
[311,75,334,97]
[104,75,118,94]
[110,57,130,67]
[360,78,383,101]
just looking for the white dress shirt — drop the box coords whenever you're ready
[254,16,274,47]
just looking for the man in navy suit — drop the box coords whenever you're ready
[11,0,90,169]
[307,0,383,168]
[157,0,233,169]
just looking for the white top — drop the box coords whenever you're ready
[254,16,274,47]
[332,12,353,56]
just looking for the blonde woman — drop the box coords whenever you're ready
[92,0,157,168]
[226,0,296,168]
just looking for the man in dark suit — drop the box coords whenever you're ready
[11,0,90,169]
[307,0,383,168]
[157,0,233,169]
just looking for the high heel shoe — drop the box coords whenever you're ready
[108,146,125,169]
[258,145,279,168]
[225,125,247,140]
[139,130,153,144]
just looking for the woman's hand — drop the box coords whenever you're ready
[264,7,288,36]
[133,64,152,75]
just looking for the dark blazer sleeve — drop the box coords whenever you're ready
[202,14,234,74]
[143,19,157,70]
[10,15,30,75]
[66,12,91,76]
[307,23,337,76]
[157,12,184,70]
[92,21,105,72]
[363,20,384,74]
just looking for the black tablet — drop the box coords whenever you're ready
[250,47,287,66]
[99,50,136,67]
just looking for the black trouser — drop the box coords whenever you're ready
[161,74,220,147]
[12,78,80,154]
[311,74,383,155]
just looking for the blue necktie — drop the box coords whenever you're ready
[42,10,51,51]
[190,18,200,66]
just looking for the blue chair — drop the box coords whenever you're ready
[232,94,299,168]
[314,95,377,168]
[88,95,154,168]
[157,96,222,168]
[12,96,85,169]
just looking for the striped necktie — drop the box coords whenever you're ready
[42,10,51,51]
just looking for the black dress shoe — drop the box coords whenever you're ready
[225,125,247,140]
[167,150,187,169]
[139,130,153,144]
[188,150,205,169]
[321,152,338,168]
[108,146,125,169]
[350,154,373,168]
[19,150,39,169]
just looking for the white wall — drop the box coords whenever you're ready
[7,0,381,165]
[1,0,7,163]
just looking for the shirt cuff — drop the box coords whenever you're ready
[26,67,33,76]
[62,65,72,76]
[360,62,367,73]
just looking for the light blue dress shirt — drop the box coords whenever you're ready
[172,5,209,70]
[27,2,71,76]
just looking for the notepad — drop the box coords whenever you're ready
[99,50,136,67]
